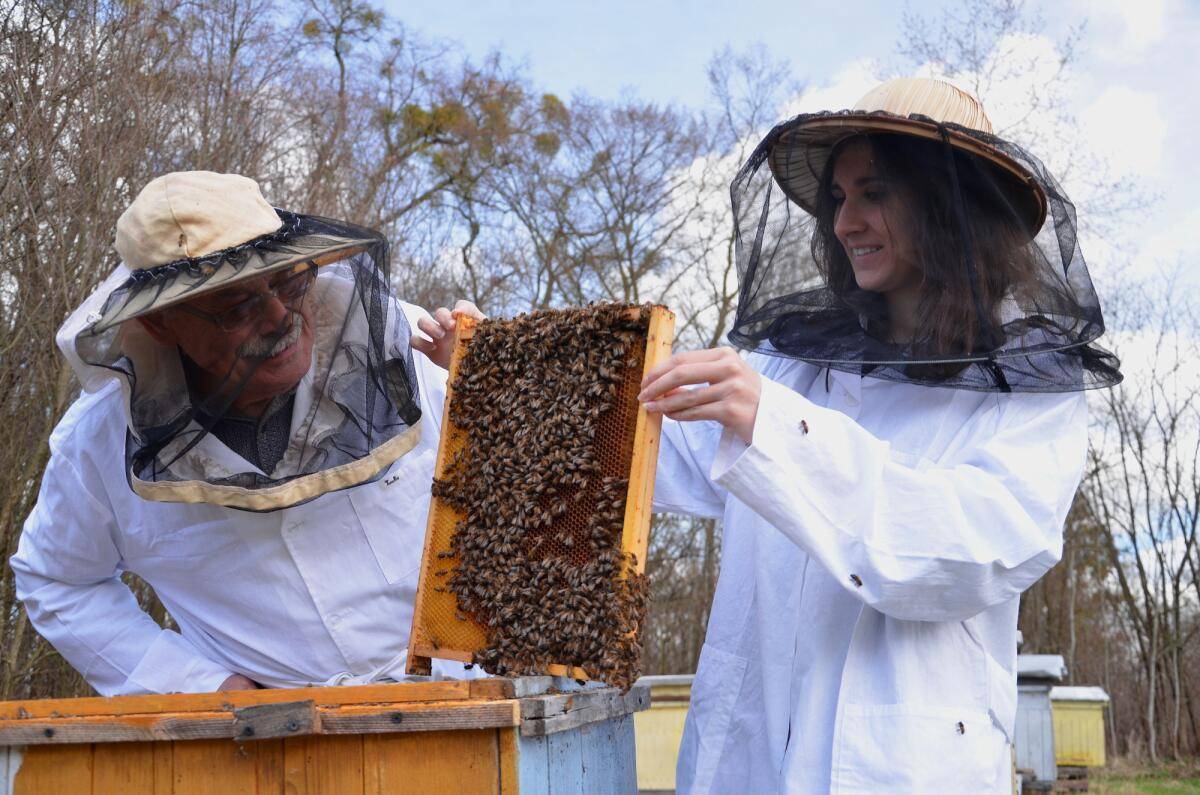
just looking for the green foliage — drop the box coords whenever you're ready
[539,93,569,125]
[532,132,560,157]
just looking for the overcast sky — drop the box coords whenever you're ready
[387,0,1200,302]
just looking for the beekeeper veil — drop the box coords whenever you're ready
[58,171,422,511]
[728,77,1122,392]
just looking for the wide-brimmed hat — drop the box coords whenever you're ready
[92,171,372,333]
[767,77,1047,234]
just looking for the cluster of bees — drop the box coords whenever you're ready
[431,303,652,691]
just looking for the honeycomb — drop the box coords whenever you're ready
[407,303,671,689]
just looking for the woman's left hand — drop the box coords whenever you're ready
[411,300,486,370]
[639,347,762,443]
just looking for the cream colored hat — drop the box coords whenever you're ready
[115,171,282,269]
[767,77,1047,233]
[92,171,369,333]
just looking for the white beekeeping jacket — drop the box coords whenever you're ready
[11,302,474,694]
[653,352,1087,794]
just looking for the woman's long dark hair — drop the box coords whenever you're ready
[811,133,1041,368]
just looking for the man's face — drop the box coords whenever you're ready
[139,268,316,415]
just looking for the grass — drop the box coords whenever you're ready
[1090,760,1200,794]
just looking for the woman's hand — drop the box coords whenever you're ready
[411,300,486,370]
[638,347,762,443]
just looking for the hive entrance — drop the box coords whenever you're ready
[407,304,674,690]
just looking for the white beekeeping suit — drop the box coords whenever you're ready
[12,171,475,694]
[647,77,1121,793]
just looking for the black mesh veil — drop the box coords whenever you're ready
[60,210,422,511]
[728,110,1122,392]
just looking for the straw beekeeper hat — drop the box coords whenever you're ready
[768,77,1048,233]
[93,171,369,333]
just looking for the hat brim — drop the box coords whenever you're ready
[767,113,1048,235]
[89,238,371,335]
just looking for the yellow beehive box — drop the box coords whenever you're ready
[1050,686,1109,767]
[634,675,693,792]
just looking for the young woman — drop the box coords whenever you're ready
[639,77,1121,793]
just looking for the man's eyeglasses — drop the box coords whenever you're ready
[173,264,317,332]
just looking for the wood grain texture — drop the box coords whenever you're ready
[362,733,384,795]
[92,741,155,794]
[283,735,309,795]
[0,711,236,745]
[3,705,640,794]
[497,727,520,795]
[369,729,500,793]
[579,715,637,794]
[308,734,363,795]
[172,739,259,795]
[621,306,674,576]
[153,742,173,795]
[519,686,650,737]
[472,679,517,700]
[0,680,482,721]
[546,729,583,795]
[0,679,517,748]
[512,733,551,795]
[11,744,91,795]
[0,698,521,746]
[318,700,519,734]
[251,740,284,795]
[407,313,481,677]
[231,700,318,741]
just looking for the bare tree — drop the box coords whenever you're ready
[0,0,195,698]
[1082,276,1200,760]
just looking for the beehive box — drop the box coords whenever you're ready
[406,304,674,687]
[0,678,650,794]
[1050,686,1109,768]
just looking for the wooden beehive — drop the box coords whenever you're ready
[0,678,649,793]
[406,305,675,681]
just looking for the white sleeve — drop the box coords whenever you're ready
[710,377,1087,621]
[10,448,233,696]
[651,417,728,519]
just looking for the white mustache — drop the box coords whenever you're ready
[238,312,303,359]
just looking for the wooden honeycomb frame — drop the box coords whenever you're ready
[406,306,675,679]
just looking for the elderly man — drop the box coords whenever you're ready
[11,171,476,694]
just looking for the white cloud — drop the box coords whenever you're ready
[1067,0,1169,57]
[1077,86,1167,179]
[783,58,882,117]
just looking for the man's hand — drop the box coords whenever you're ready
[411,300,486,370]
[218,673,260,691]
[638,347,762,443]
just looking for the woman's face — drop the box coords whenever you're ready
[830,139,922,298]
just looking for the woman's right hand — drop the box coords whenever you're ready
[638,346,762,443]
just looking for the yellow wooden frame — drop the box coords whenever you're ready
[406,306,675,679]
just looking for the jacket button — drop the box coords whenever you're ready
[849,573,863,587]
